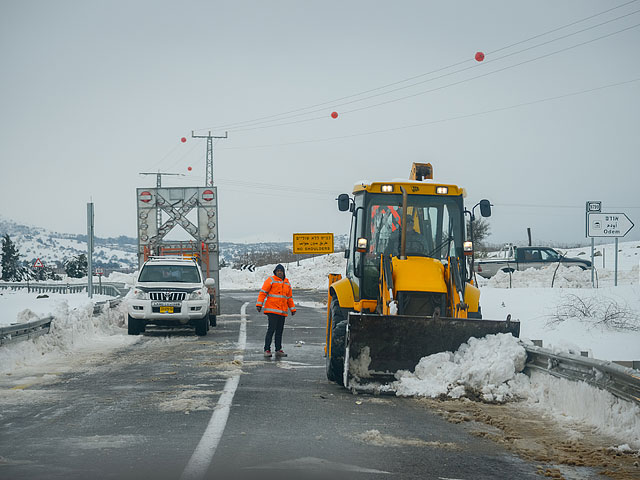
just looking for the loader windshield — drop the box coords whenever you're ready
[367,194,463,260]
[357,193,464,300]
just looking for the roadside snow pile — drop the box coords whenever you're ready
[484,265,593,288]
[220,253,346,291]
[524,370,640,449]
[0,296,136,374]
[393,333,529,402]
[392,333,640,448]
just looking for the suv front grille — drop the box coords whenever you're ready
[149,292,186,301]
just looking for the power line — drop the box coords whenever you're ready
[493,203,640,209]
[231,17,640,133]
[196,0,640,132]
[216,77,640,150]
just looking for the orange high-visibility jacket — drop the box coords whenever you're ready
[256,275,296,317]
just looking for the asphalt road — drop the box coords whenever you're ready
[0,290,544,480]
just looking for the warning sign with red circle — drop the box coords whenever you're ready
[202,189,215,202]
[140,191,152,203]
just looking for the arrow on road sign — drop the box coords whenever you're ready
[587,212,634,238]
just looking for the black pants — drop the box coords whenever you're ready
[264,313,286,351]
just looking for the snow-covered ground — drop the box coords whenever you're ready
[0,240,638,450]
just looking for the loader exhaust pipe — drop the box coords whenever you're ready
[400,186,408,260]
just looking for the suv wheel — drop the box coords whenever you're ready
[195,316,208,336]
[127,315,141,335]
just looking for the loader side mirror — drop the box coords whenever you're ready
[479,199,492,218]
[337,194,351,212]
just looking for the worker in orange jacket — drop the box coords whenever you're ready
[256,264,296,357]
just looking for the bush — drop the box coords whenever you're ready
[548,293,640,331]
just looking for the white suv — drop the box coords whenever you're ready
[126,257,215,336]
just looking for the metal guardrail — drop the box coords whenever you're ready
[0,282,126,297]
[0,316,54,346]
[92,298,122,315]
[524,344,640,406]
[0,291,126,347]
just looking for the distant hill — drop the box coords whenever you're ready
[0,217,138,273]
[0,217,347,273]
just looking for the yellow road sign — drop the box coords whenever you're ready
[293,233,334,254]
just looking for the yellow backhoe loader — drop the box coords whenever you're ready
[326,163,519,388]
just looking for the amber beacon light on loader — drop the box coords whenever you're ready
[325,163,520,389]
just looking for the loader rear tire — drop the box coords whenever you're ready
[326,297,348,385]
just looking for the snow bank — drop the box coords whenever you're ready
[219,253,345,291]
[392,333,640,449]
[524,370,640,449]
[0,290,114,327]
[0,296,136,374]
[482,264,639,289]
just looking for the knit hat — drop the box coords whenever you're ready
[273,264,285,275]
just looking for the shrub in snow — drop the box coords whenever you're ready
[549,293,640,331]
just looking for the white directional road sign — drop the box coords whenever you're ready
[587,212,634,238]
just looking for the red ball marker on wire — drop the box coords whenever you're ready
[475,52,485,62]
[331,111,338,119]
[181,137,187,143]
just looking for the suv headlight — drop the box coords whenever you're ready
[133,289,147,300]
[189,290,205,300]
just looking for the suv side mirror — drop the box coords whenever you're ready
[337,194,351,212]
[479,199,492,218]
[204,278,216,287]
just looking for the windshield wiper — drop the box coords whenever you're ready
[426,235,453,259]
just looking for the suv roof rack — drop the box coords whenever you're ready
[147,256,197,262]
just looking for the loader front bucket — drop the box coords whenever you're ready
[344,313,520,386]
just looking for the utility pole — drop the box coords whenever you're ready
[87,202,94,298]
[191,131,228,186]
[139,171,184,232]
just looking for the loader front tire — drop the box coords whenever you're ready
[326,297,348,385]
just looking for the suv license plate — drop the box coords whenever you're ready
[159,306,174,313]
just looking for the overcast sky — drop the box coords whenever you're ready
[1,0,639,246]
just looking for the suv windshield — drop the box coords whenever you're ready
[139,264,201,283]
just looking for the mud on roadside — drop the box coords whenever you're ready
[416,397,640,480]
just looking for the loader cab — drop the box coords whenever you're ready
[343,185,466,302]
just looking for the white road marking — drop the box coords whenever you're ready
[180,302,248,480]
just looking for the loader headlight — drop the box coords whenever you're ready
[463,241,473,256]
[436,186,448,194]
[189,290,205,300]
[381,184,394,193]
[356,237,368,253]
